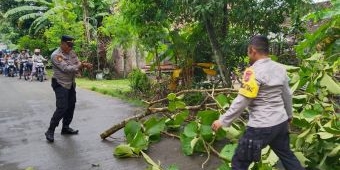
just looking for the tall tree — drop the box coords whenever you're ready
[175,0,303,86]
[4,0,65,35]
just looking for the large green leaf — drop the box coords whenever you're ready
[168,101,176,112]
[15,0,52,6]
[18,13,42,22]
[124,120,142,143]
[323,126,340,135]
[316,132,334,139]
[141,151,161,170]
[320,73,340,94]
[113,144,136,158]
[197,110,220,125]
[223,126,242,140]
[175,101,186,109]
[292,117,311,128]
[4,6,48,17]
[183,122,198,138]
[193,138,206,153]
[298,127,311,138]
[262,149,279,166]
[293,95,308,100]
[323,120,340,135]
[306,53,323,61]
[215,94,230,109]
[165,110,189,129]
[328,145,340,157]
[215,127,227,140]
[200,125,214,142]
[301,109,319,119]
[144,117,166,136]
[294,152,309,167]
[167,93,176,101]
[220,143,237,161]
[291,80,300,93]
[173,110,189,124]
[129,130,149,150]
[180,134,199,155]
[283,64,300,71]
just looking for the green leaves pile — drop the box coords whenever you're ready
[114,117,166,158]
[287,53,340,169]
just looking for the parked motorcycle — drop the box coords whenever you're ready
[20,59,31,80]
[0,58,5,74]
[35,59,45,82]
[7,59,16,77]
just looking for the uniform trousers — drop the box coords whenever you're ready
[232,121,305,170]
[49,78,76,129]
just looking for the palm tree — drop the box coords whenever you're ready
[4,0,65,35]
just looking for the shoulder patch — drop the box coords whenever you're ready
[238,68,259,98]
[56,55,63,62]
[244,70,252,82]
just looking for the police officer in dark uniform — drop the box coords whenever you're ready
[45,35,82,142]
[212,35,305,170]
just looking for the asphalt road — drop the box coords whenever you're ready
[0,76,220,170]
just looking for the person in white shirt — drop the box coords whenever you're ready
[30,49,47,81]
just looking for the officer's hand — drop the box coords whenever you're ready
[211,120,222,131]
[77,62,83,69]
[288,117,292,124]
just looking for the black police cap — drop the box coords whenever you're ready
[61,35,74,42]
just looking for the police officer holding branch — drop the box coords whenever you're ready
[211,35,305,170]
[45,35,82,142]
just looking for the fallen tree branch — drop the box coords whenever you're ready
[100,102,215,139]
[101,88,236,139]
[100,110,152,139]
[146,88,237,105]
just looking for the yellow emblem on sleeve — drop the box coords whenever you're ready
[238,68,259,98]
[56,55,63,62]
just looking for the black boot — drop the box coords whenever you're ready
[61,127,79,135]
[45,128,55,142]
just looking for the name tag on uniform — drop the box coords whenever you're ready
[239,68,259,98]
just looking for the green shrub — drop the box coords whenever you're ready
[17,35,49,56]
[128,69,151,94]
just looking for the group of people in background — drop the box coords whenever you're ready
[0,48,47,81]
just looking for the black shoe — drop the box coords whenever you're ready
[45,130,54,142]
[61,127,79,135]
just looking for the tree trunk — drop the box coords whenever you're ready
[221,3,228,38]
[82,0,90,43]
[155,47,161,81]
[123,49,127,78]
[135,45,140,69]
[204,16,232,87]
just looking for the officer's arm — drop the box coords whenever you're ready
[52,54,80,73]
[282,74,293,119]
[218,94,252,127]
[218,68,259,127]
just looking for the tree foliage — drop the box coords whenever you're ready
[43,3,84,55]
[296,0,340,60]
[17,35,48,55]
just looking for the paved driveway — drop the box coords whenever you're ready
[0,76,220,170]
